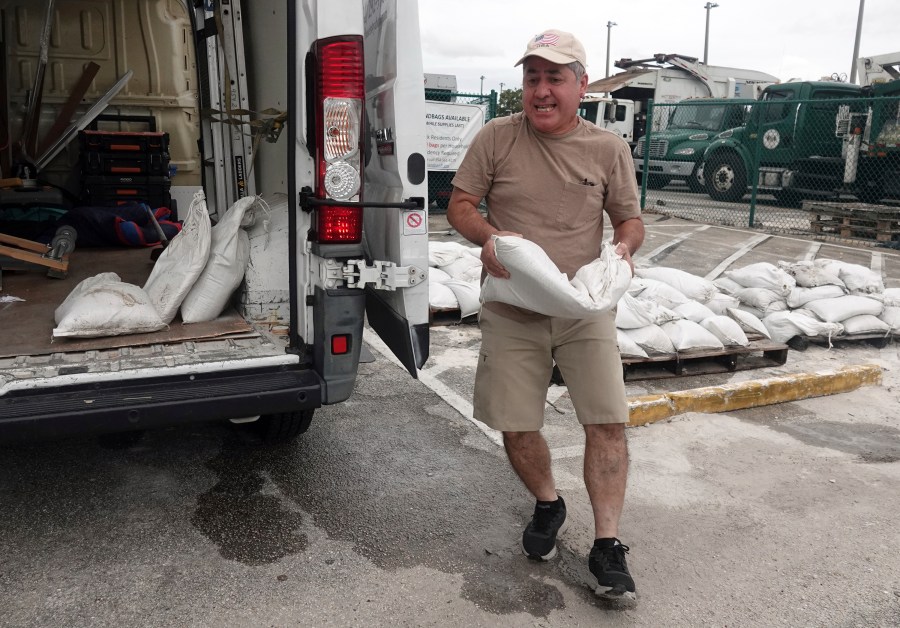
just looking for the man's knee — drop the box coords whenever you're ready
[584,423,626,440]
[502,430,542,449]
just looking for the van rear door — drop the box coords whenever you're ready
[362,0,430,376]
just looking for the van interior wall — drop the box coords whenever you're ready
[3,0,201,190]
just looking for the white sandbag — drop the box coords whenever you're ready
[673,300,716,323]
[841,314,890,335]
[713,276,743,295]
[778,260,845,288]
[429,267,453,283]
[804,295,883,323]
[626,324,676,355]
[466,246,482,259]
[704,292,741,316]
[635,277,690,309]
[736,303,766,319]
[481,236,632,318]
[54,272,121,324]
[616,293,680,329]
[882,288,900,307]
[617,329,648,358]
[635,267,717,303]
[181,196,256,323]
[429,281,459,310]
[53,280,166,338]
[661,319,724,351]
[144,190,212,323]
[700,315,750,347]
[817,260,884,295]
[786,284,846,309]
[733,287,788,314]
[428,241,470,267]
[725,262,795,295]
[442,254,483,283]
[762,310,843,343]
[627,276,647,297]
[443,279,481,318]
[879,306,900,329]
[726,307,771,339]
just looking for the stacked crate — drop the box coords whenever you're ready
[79,130,172,211]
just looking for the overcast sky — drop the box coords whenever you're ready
[417,0,897,94]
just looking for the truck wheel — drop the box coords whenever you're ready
[256,409,314,444]
[687,164,706,193]
[707,153,746,203]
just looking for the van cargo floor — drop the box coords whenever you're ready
[1,247,255,359]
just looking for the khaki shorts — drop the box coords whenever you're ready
[473,308,628,432]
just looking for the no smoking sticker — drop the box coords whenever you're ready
[403,210,426,235]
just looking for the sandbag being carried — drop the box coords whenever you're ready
[481,236,632,318]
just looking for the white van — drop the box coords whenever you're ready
[0,0,429,442]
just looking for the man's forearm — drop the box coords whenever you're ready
[447,197,496,246]
[612,217,645,256]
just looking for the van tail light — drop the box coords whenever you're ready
[314,36,364,244]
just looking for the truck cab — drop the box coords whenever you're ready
[578,97,635,143]
[701,81,864,204]
[0,0,429,443]
[633,97,753,191]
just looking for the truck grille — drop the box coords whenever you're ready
[635,138,669,158]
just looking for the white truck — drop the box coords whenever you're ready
[584,53,778,147]
[0,0,429,443]
[577,97,636,143]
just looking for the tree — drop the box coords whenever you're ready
[496,88,523,117]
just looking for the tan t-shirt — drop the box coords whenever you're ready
[452,112,641,319]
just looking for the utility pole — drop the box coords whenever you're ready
[605,21,617,78]
[499,82,505,94]
[480,75,485,95]
[703,2,719,65]
[849,0,865,83]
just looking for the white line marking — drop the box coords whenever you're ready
[364,331,503,446]
[634,224,710,266]
[546,386,568,404]
[704,233,771,280]
[550,445,584,460]
[802,241,822,261]
[872,251,883,275]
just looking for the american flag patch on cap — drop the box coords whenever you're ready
[534,32,559,45]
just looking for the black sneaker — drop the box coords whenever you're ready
[521,496,567,561]
[589,539,636,601]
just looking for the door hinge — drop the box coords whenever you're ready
[321,259,426,291]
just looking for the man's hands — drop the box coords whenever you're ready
[481,231,522,279]
[614,241,635,276]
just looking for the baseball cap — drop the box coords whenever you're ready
[514,29,587,68]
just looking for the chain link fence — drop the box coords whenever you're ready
[636,88,900,245]
[424,89,497,213]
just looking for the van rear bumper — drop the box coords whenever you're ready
[0,365,323,441]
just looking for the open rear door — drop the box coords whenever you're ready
[362,0,430,376]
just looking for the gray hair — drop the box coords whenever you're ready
[568,61,586,81]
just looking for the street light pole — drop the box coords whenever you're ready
[480,75,485,95]
[849,0,865,83]
[605,21,617,78]
[703,2,719,65]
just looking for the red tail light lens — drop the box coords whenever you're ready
[314,36,365,244]
[318,206,363,243]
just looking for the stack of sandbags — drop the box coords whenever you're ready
[714,259,893,343]
[428,241,482,319]
[617,267,756,357]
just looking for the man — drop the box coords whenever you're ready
[446,29,645,602]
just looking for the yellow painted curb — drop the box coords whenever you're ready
[627,364,883,427]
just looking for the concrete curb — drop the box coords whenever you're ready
[627,364,883,427]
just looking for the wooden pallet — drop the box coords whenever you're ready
[804,201,900,243]
[620,338,789,381]
[792,332,898,350]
